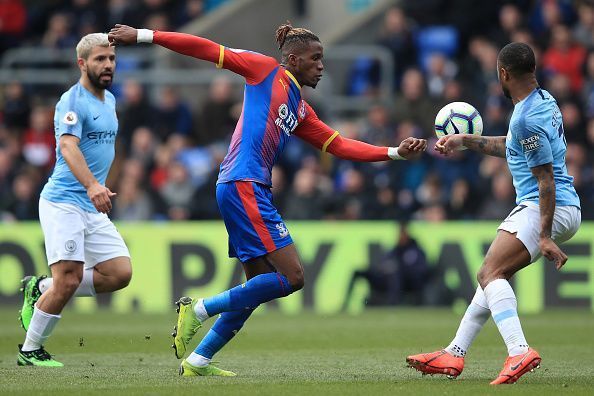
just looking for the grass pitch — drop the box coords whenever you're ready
[1,307,593,395]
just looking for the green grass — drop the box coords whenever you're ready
[1,308,593,395]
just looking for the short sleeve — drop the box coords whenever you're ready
[517,116,553,168]
[55,95,86,139]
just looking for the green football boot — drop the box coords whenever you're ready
[171,297,202,359]
[19,275,46,331]
[17,344,63,367]
[179,359,236,377]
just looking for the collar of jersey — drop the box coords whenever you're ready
[284,70,301,90]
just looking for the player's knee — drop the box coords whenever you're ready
[288,268,305,291]
[477,263,503,289]
[116,265,132,289]
[54,273,81,298]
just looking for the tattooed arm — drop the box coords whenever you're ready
[532,163,555,239]
[434,135,507,158]
[462,136,507,158]
[532,162,568,269]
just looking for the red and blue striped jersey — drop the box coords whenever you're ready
[153,31,392,187]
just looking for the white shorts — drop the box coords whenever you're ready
[39,197,130,268]
[497,201,581,263]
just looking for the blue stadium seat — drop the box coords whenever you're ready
[415,26,459,72]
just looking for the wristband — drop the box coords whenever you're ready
[388,147,406,160]
[137,29,154,43]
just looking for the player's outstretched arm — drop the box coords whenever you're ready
[531,163,567,269]
[60,135,116,214]
[325,134,426,161]
[435,135,506,158]
[294,102,426,161]
[108,24,277,84]
[108,24,220,62]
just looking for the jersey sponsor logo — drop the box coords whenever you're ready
[278,104,288,120]
[275,104,298,136]
[276,222,289,238]
[63,111,78,125]
[520,134,540,152]
[87,130,117,144]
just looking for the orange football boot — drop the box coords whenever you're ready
[490,348,541,385]
[406,350,464,378]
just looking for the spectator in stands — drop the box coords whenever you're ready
[160,160,194,220]
[543,24,587,93]
[2,81,30,130]
[41,13,77,49]
[175,0,205,27]
[560,101,586,144]
[21,105,55,170]
[360,104,394,146]
[463,36,499,108]
[149,144,172,192]
[106,0,138,28]
[446,178,478,220]
[581,50,594,118]
[118,80,155,148]
[376,6,416,88]
[153,86,193,140]
[3,169,40,221]
[426,53,458,98]
[283,167,325,220]
[130,126,157,167]
[393,68,435,136]
[112,176,154,221]
[573,1,594,48]
[196,76,237,145]
[0,148,16,211]
[491,3,524,47]
[145,12,171,32]
[477,171,515,220]
[67,0,107,38]
[0,0,26,54]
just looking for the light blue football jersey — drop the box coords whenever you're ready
[41,83,118,213]
[506,88,580,208]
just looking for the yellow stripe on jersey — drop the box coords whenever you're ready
[285,70,301,89]
[216,45,225,69]
[322,131,340,152]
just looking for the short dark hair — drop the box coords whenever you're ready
[498,42,536,77]
[275,22,320,62]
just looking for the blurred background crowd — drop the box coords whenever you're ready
[1,0,593,223]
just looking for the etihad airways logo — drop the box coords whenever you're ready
[87,130,117,144]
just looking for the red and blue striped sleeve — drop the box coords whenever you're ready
[153,31,278,85]
[294,102,391,162]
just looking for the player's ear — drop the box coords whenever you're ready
[77,57,86,72]
[287,53,298,67]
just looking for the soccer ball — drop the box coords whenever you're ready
[434,102,483,138]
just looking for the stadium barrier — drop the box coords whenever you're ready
[0,222,591,313]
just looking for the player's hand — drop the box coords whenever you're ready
[539,237,567,270]
[397,137,427,160]
[435,135,465,156]
[108,24,138,46]
[87,181,117,214]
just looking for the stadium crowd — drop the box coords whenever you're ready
[1,0,593,222]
